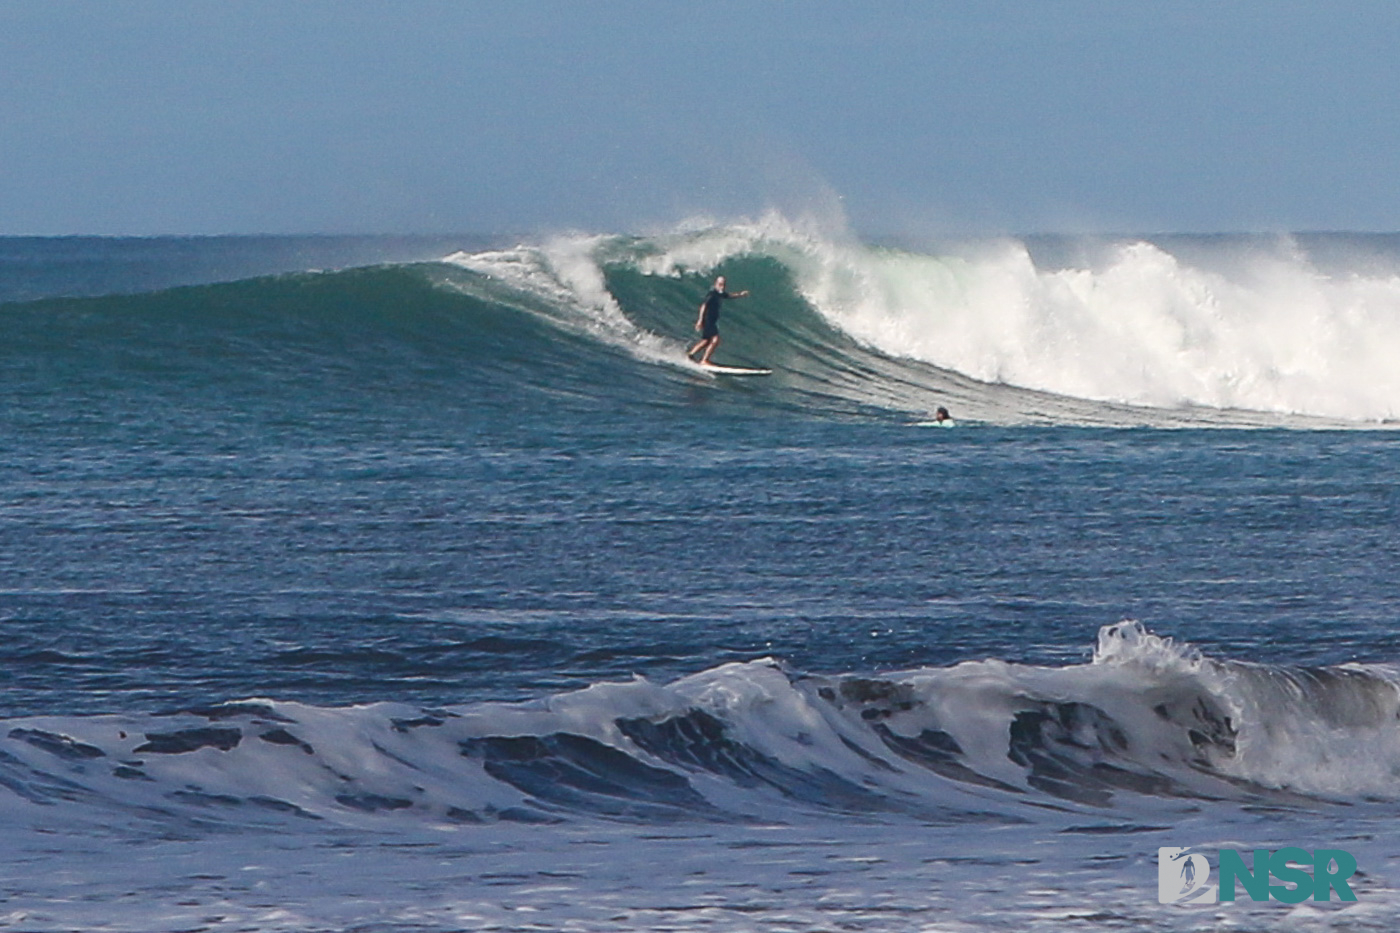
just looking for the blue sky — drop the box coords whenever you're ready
[3,1,1399,236]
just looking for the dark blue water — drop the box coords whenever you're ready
[6,408,1400,717]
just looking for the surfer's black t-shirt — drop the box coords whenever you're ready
[700,288,730,337]
[702,289,731,317]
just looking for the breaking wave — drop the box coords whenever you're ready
[11,218,1400,426]
[4,623,1397,836]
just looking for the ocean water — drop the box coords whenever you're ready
[4,219,1400,931]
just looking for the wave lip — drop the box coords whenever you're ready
[3,623,1398,837]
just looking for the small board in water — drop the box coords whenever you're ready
[698,362,772,376]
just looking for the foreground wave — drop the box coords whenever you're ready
[4,623,1397,836]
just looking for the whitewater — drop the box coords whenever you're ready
[4,222,1400,931]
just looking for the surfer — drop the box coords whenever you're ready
[934,406,953,424]
[687,275,749,366]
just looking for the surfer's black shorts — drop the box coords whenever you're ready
[700,314,720,339]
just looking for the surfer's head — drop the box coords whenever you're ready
[715,276,726,290]
[935,406,951,422]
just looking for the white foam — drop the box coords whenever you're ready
[1094,619,1205,672]
[444,236,685,369]
[790,232,1400,421]
[16,627,1389,826]
[1092,621,1400,797]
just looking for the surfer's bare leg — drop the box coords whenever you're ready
[688,336,717,362]
[698,335,719,365]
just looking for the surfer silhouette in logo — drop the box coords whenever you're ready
[1178,855,1198,893]
[687,275,749,366]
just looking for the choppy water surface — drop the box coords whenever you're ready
[3,228,1399,930]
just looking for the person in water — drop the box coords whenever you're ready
[934,406,952,423]
[687,275,749,365]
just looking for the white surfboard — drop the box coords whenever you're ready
[697,362,772,376]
